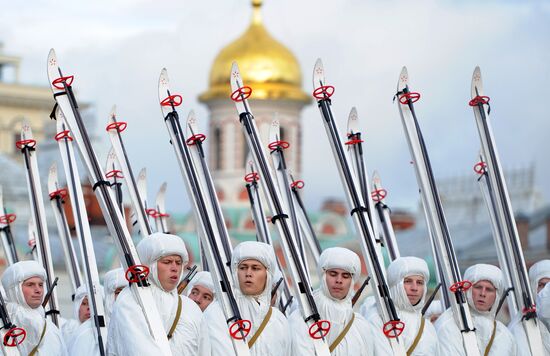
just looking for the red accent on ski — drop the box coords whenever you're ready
[49,188,68,200]
[185,134,206,146]
[15,139,37,150]
[27,239,35,248]
[0,214,17,224]
[382,320,405,338]
[469,95,490,107]
[345,138,364,145]
[308,320,331,339]
[146,209,160,218]
[52,75,74,89]
[268,140,290,151]
[230,86,252,102]
[105,170,124,179]
[290,180,304,189]
[398,92,421,105]
[105,122,127,132]
[3,327,26,347]
[125,265,150,283]
[229,319,252,340]
[523,306,537,316]
[371,189,387,202]
[160,94,183,107]
[54,130,73,141]
[449,280,473,293]
[474,162,487,175]
[244,172,260,183]
[312,85,335,100]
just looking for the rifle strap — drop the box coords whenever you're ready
[167,296,182,340]
[406,316,425,355]
[248,307,273,348]
[28,320,47,356]
[484,320,497,356]
[329,313,355,352]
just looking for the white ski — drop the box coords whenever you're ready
[0,186,19,265]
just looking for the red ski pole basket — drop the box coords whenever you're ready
[125,265,150,284]
[229,319,252,340]
[3,327,26,347]
[230,86,252,102]
[308,320,331,339]
[383,320,405,338]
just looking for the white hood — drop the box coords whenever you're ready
[529,259,550,297]
[463,264,503,317]
[136,232,189,292]
[102,267,126,321]
[387,256,430,312]
[1,260,46,307]
[187,271,214,296]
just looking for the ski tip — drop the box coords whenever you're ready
[186,110,198,136]
[47,48,57,68]
[397,66,409,90]
[312,58,325,88]
[371,170,382,189]
[269,118,280,142]
[138,167,147,181]
[471,66,483,98]
[159,68,169,89]
[159,181,167,192]
[20,122,34,141]
[109,105,117,119]
[47,162,58,193]
[347,107,359,134]
[230,61,242,92]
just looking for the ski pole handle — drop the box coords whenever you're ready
[271,277,284,300]
[351,276,371,307]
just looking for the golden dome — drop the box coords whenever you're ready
[199,0,310,103]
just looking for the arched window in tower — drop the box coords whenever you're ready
[214,126,222,170]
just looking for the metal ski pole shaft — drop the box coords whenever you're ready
[231,62,331,356]
[47,49,172,355]
[154,182,170,233]
[54,116,108,355]
[17,124,60,326]
[105,147,125,217]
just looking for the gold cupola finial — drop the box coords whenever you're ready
[199,0,310,104]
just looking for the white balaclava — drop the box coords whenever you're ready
[72,284,103,323]
[1,260,46,308]
[387,256,430,312]
[103,267,127,320]
[318,247,361,301]
[464,264,503,317]
[136,232,189,292]
[187,271,215,297]
[537,283,550,330]
[231,241,276,303]
[529,260,550,297]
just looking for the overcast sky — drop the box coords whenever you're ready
[1,0,549,217]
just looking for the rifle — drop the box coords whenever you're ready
[421,283,442,316]
[177,265,198,295]
[351,276,370,307]
[42,277,59,309]
[271,277,284,300]
[494,287,514,318]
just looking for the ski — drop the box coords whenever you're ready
[136,168,155,231]
[312,59,406,355]
[243,158,294,313]
[288,174,322,265]
[346,108,385,254]
[268,119,311,278]
[54,114,108,354]
[395,67,480,355]
[26,218,38,261]
[158,69,250,356]
[469,67,543,355]
[153,183,170,233]
[474,154,518,314]
[370,171,400,261]
[17,123,60,326]
[47,49,172,355]
[106,107,152,238]
[231,62,331,356]
[47,162,82,294]
[0,187,19,265]
[105,147,125,217]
